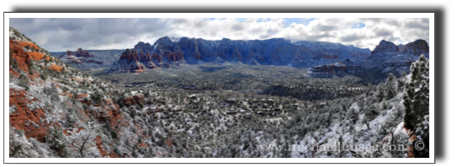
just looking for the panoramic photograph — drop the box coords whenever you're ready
[6,14,431,161]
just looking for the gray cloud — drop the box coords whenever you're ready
[340,33,363,42]
[231,23,244,31]
[384,19,400,27]
[359,18,382,22]
[374,28,393,37]
[312,24,337,32]
[10,18,171,51]
[405,19,429,30]
[192,19,207,28]
[170,18,188,25]
[266,28,279,35]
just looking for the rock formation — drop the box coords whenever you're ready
[119,37,371,71]
[104,49,144,73]
[9,38,31,72]
[368,39,429,69]
[58,48,107,71]
[308,39,429,81]
[308,59,362,78]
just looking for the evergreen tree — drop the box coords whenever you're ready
[28,58,34,75]
[18,74,29,91]
[403,54,429,129]
[397,73,406,91]
[402,54,429,157]
[385,73,397,99]
[132,145,139,158]
[47,126,69,157]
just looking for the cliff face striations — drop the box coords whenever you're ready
[106,37,372,74]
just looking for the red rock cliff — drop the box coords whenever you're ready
[9,38,31,72]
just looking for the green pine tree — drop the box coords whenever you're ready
[385,73,397,99]
[402,54,429,157]
[47,126,69,157]
[403,54,429,129]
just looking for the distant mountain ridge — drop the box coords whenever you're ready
[50,49,124,71]
[362,39,429,83]
[307,39,429,83]
[105,36,372,73]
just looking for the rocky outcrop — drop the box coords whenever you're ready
[9,38,31,72]
[354,39,430,84]
[134,42,153,55]
[129,61,145,73]
[106,37,428,80]
[151,37,186,65]
[121,94,145,106]
[293,41,371,64]
[145,61,157,69]
[371,40,399,54]
[308,64,336,78]
[58,48,108,71]
[51,49,124,71]
[84,98,123,128]
[124,61,144,73]
[95,135,120,158]
[9,27,167,158]
[309,39,429,82]
[107,38,188,73]
[308,59,362,78]
[105,37,372,72]
[48,64,63,72]
[402,39,429,55]
[105,49,144,73]
[139,51,152,63]
[60,55,82,64]
[151,52,162,66]
[119,49,140,62]
[75,48,94,58]
[10,89,56,142]
[316,53,338,60]
[80,59,103,65]
[104,36,375,74]
[368,39,429,68]
[64,48,95,58]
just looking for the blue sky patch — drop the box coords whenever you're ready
[283,18,316,27]
[235,18,247,22]
[257,18,271,22]
[351,22,366,29]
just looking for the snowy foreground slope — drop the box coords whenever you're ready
[8,27,429,158]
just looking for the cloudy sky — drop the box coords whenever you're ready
[9,18,429,52]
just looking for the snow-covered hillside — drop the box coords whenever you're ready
[8,27,429,158]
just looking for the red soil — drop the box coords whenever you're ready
[48,64,63,72]
[9,89,56,142]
